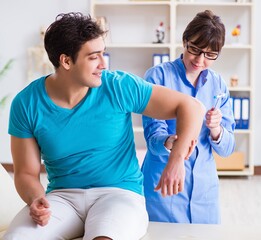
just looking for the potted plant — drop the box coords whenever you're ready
[0,59,14,110]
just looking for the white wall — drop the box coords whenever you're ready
[0,0,260,166]
[0,0,90,163]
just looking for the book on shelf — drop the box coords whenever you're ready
[230,96,250,130]
[152,53,170,66]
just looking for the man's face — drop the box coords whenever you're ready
[70,36,107,88]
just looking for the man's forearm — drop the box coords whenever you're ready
[14,173,46,206]
[171,97,205,161]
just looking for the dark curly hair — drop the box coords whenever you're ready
[44,12,107,68]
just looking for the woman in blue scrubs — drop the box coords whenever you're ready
[142,10,235,224]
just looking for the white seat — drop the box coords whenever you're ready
[2,164,260,240]
[0,164,25,238]
[0,164,84,239]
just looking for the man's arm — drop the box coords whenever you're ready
[11,136,50,225]
[143,85,205,196]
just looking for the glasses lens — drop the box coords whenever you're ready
[187,44,218,60]
[205,52,218,60]
[187,45,201,55]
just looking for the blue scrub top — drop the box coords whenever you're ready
[142,56,235,223]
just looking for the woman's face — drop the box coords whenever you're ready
[182,40,219,75]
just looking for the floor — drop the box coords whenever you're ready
[38,174,261,225]
[219,175,261,225]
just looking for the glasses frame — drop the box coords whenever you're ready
[186,42,219,60]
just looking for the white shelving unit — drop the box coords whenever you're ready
[90,0,254,176]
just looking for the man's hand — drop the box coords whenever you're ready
[165,135,197,160]
[29,196,51,226]
[157,136,198,197]
[154,152,185,197]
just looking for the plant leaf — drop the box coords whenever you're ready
[0,95,9,108]
[0,59,14,80]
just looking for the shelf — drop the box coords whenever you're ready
[234,129,251,134]
[218,166,254,176]
[91,0,254,176]
[176,2,252,7]
[106,43,172,48]
[223,44,253,49]
[229,86,251,92]
[94,1,171,6]
[175,43,252,50]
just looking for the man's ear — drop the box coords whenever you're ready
[60,54,71,70]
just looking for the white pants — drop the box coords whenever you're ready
[3,187,149,240]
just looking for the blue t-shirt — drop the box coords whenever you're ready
[9,70,152,195]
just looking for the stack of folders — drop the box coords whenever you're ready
[152,54,170,66]
[230,97,250,129]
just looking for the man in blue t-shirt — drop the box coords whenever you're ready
[4,12,204,240]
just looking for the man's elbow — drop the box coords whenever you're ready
[192,98,206,117]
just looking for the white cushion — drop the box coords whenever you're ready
[0,164,25,232]
[0,230,6,239]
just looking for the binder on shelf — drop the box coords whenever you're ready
[241,97,250,129]
[103,53,110,69]
[229,97,234,112]
[152,54,170,66]
[161,54,170,63]
[233,97,241,129]
[153,54,162,66]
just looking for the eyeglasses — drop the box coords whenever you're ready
[186,42,219,60]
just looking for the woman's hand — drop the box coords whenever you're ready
[206,108,222,141]
[165,135,197,159]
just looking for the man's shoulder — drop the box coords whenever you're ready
[13,76,45,104]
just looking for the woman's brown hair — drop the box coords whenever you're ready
[182,10,225,52]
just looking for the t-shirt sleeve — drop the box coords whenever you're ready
[8,93,34,138]
[104,70,153,114]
